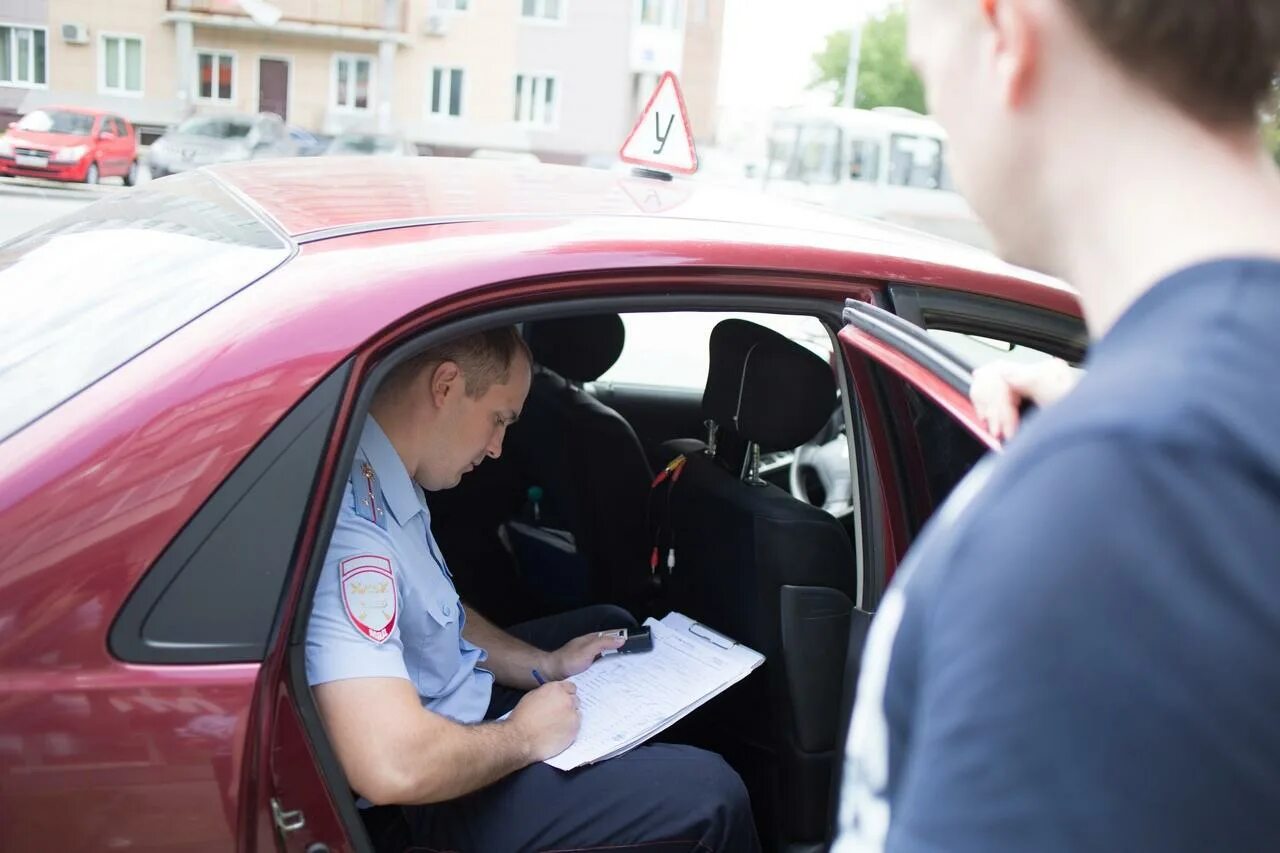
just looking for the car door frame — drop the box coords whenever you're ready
[889,283,1087,363]
[838,298,1001,608]
[255,279,885,852]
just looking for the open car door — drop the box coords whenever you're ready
[838,298,1000,597]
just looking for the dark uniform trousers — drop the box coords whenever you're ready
[398,604,761,853]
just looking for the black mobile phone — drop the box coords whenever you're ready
[604,626,653,655]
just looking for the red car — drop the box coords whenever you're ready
[0,106,139,185]
[0,157,1084,852]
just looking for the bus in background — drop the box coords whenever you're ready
[761,105,993,251]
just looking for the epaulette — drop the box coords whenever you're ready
[350,456,388,530]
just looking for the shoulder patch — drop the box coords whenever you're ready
[339,554,398,644]
[350,459,388,530]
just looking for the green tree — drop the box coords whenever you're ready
[811,6,926,113]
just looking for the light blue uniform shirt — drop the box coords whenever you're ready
[306,415,494,724]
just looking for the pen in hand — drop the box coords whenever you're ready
[531,669,546,686]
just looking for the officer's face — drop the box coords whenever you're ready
[422,353,531,490]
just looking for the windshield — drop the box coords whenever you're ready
[16,110,95,136]
[329,134,400,155]
[0,172,290,442]
[175,116,253,139]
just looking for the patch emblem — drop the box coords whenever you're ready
[340,555,397,644]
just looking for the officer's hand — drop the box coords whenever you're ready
[970,358,1080,441]
[510,682,580,761]
[547,630,627,680]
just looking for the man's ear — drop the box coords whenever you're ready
[986,0,1039,109]
[429,360,462,408]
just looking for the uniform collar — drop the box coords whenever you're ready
[361,414,426,527]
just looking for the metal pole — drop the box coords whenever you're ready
[842,19,863,109]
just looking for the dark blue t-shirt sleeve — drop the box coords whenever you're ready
[886,434,1278,852]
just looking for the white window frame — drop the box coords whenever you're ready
[330,53,375,112]
[513,72,559,128]
[427,66,465,119]
[521,0,566,24]
[0,23,48,89]
[99,32,145,97]
[195,49,237,104]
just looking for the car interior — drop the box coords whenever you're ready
[305,300,1006,853]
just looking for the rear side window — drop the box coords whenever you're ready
[110,363,350,664]
[0,171,291,441]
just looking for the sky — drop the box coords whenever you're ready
[715,0,895,153]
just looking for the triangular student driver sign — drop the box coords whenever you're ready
[620,71,699,175]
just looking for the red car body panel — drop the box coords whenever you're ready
[0,158,1079,851]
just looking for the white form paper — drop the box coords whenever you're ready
[544,611,764,770]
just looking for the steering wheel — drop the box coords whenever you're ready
[790,435,854,515]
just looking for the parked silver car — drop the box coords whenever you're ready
[324,131,418,157]
[148,112,297,177]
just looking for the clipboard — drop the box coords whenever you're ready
[543,610,765,770]
[688,620,737,650]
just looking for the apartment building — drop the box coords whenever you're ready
[0,0,722,161]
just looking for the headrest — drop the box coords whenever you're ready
[702,320,836,452]
[525,314,625,383]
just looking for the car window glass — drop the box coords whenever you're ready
[848,138,880,183]
[0,172,290,441]
[176,116,253,139]
[798,124,841,185]
[888,133,944,189]
[15,109,94,135]
[595,311,833,391]
[926,329,1058,369]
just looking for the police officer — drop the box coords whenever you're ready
[306,327,759,852]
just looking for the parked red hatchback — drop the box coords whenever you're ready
[0,106,138,185]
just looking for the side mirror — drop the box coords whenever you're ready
[99,130,117,140]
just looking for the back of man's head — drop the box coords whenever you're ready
[378,326,531,403]
[1060,0,1280,129]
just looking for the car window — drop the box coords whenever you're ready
[0,172,290,442]
[176,116,253,139]
[926,329,1060,369]
[595,311,833,391]
[16,109,94,135]
[888,133,945,189]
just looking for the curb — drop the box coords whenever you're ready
[0,177,121,201]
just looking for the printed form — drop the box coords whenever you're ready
[545,611,764,770]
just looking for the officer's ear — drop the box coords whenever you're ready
[429,360,463,407]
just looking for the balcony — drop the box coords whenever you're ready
[164,0,410,44]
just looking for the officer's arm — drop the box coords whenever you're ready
[313,676,534,805]
[462,604,550,688]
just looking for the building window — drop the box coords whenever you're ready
[430,67,464,117]
[0,25,47,87]
[434,0,468,9]
[332,54,373,111]
[513,73,557,127]
[196,50,235,102]
[639,0,680,28]
[521,0,564,21]
[101,35,143,95]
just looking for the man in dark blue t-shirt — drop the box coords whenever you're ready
[834,2,1280,851]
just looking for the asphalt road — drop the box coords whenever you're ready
[0,177,129,244]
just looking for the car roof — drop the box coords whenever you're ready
[208,156,1045,278]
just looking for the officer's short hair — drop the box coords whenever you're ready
[1061,0,1280,128]
[380,326,531,400]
